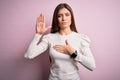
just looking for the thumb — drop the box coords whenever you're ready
[45,26,51,32]
[65,39,69,45]
[46,26,51,30]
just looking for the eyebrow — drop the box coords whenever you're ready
[58,12,70,15]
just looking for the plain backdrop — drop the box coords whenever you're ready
[0,0,120,80]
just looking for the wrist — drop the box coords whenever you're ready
[70,50,77,58]
[67,47,75,55]
[36,32,42,35]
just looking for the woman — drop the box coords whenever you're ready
[24,3,96,80]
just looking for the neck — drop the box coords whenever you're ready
[59,27,72,35]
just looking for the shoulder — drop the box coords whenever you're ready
[75,32,91,46]
[72,32,90,41]
[79,33,90,42]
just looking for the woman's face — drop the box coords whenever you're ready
[57,8,71,29]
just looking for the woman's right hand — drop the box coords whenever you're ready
[36,13,51,35]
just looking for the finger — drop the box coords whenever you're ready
[53,46,61,50]
[54,48,63,52]
[45,26,51,32]
[46,26,51,30]
[56,44,63,46]
[37,16,41,23]
[39,13,42,22]
[41,13,43,22]
[53,46,66,53]
[41,13,44,23]
[55,48,66,53]
[65,39,69,45]
[53,45,62,48]
[53,45,60,47]
[53,45,59,49]
[40,13,42,18]
[42,14,45,23]
[56,50,64,53]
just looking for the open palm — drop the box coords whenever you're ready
[36,13,51,34]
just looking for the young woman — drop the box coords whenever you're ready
[24,3,96,80]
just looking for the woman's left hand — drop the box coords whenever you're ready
[53,40,75,55]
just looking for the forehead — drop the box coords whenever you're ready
[58,8,70,14]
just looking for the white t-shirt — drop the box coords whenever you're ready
[24,32,96,80]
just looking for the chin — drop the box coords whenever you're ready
[62,24,70,27]
[60,26,68,29]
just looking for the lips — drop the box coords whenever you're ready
[62,22,67,25]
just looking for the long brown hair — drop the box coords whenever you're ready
[51,3,78,33]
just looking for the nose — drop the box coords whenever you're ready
[62,15,66,21]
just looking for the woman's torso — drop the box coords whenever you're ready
[47,32,81,80]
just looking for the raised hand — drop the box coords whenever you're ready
[36,13,51,34]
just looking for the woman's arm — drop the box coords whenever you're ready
[24,34,49,59]
[24,13,51,59]
[75,34,96,71]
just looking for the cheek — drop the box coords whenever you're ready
[69,17,72,21]
[58,18,61,23]
[58,19,63,25]
[68,18,72,24]
[67,16,71,21]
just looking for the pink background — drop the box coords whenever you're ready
[0,0,120,80]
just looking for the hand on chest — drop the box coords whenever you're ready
[49,36,80,59]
